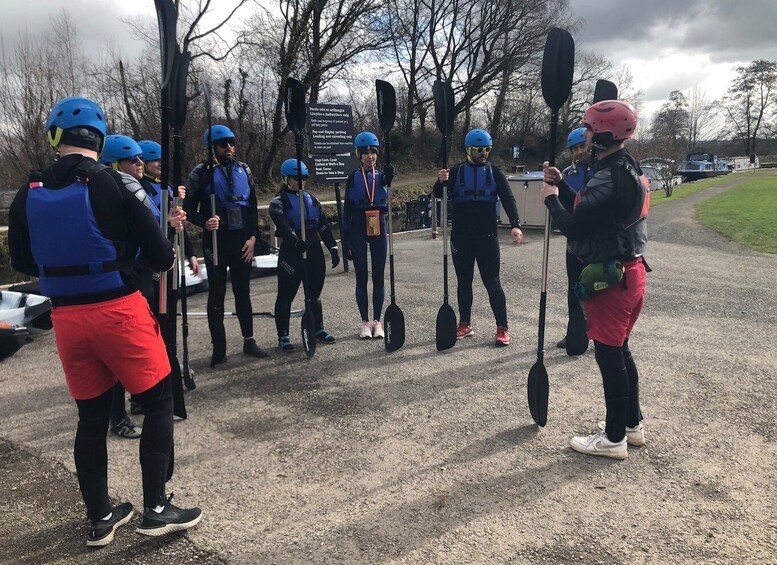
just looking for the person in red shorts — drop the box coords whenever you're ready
[8,97,201,546]
[541,100,649,460]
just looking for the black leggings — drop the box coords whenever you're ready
[349,231,386,322]
[275,239,327,337]
[594,339,642,443]
[451,233,507,327]
[74,377,173,520]
[204,234,253,341]
[565,250,585,317]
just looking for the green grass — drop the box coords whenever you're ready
[695,176,777,254]
[650,175,734,207]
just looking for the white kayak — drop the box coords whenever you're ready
[0,290,52,330]
[252,254,278,273]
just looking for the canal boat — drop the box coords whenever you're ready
[677,150,730,181]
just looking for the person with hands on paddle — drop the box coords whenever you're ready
[8,97,202,546]
[343,131,393,340]
[269,159,339,351]
[184,125,268,366]
[556,127,593,352]
[433,128,523,347]
[540,100,649,460]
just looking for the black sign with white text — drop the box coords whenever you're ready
[311,155,359,182]
[306,104,355,155]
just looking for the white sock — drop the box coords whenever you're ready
[100,512,112,521]
[151,504,165,513]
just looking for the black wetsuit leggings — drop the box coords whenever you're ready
[451,233,507,328]
[349,231,386,322]
[204,232,253,342]
[594,339,642,443]
[74,377,173,521]
[566,250,585,317]
[275,238,327,338]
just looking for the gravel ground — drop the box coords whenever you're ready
[1,172,775,564]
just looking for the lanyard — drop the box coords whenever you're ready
[360,166,376,206]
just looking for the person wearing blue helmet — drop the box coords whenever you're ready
[269,159,340,351]
[343,131,395,339]
[184,124,267,365]
[556,127,594,351]
[8,97,201,545]
[434,128,523,347]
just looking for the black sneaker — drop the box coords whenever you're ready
[110,416,142,439]
[135,494,202,537]
[243,338,269,358]
[86,502,134,547]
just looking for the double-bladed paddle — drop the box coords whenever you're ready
[432,80,457,352]
[284,77,317,359]
[528,27,575,427]
[202,83,219,267]
[376,80,405,353]
[593,79,618,103]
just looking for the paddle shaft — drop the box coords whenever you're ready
[334,183,348,272]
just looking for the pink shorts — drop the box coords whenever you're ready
[583,258,647,347]
[51,291,170,400]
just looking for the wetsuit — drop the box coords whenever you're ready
[432,161,521,327]
[184,159,260,355]
[269,188,338,338]
[544,148,649,443]
[343,167,388,323]
[8,153,176,522]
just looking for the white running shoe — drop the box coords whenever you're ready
[598,421,645,446]
[372,320,384,339]
[569,430,627,460]
[359,321,373,339]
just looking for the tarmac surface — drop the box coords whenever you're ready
[1,173,776,564]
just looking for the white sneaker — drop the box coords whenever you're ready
[598,421,645,446]
[359,321,373,339]
[372,320,384,339]
[569,430,627,460]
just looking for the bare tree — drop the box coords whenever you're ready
[686,86,721,150]
[721,59,777,155]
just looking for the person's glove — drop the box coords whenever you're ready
[330,248,340,269]
[383,163,396,187]
[290,235,308,253]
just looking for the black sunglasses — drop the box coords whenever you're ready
[215,139,236,149]
[120,155,143,164]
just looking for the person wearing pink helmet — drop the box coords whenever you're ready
[541,100,650,460]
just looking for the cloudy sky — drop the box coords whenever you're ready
[2,0,776,120]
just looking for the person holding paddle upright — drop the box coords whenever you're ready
[541,100,649,460]
[343,131,394,340]
[184,125,268,366]
[269,159,340,351]
[433,129,523,347]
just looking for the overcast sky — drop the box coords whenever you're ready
[2,0,776,121]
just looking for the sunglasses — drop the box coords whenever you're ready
[215,139,236,149]
[120,155,143,164]
[471,146,492,153]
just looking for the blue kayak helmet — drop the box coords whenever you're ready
[464,128,492,148]
[99,135,143,166]
[567,127,587,149]
[203,124,236,147]
[138,140,162,161]
[354,131,380,156]
[280,158,309,180]
[45,97,107,151]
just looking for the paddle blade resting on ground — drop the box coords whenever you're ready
[593,79,618,103]
[527,362,549,427]
[384,303,405,353]
[565,306,589,356]
[435,303,457,351]
[301,307,317,359]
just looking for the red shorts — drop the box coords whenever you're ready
[51,291,170,400]
[583,258,647,347]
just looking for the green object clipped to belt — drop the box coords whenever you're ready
[574,259,624,301]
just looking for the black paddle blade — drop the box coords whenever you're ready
[433,80,455,136]
[376,80,396,133]
[435,303,457,351]
[301,308,317,359]
[593,79,618,103]
[384,303,405,353]
[527,362,549,427]
[541,28,575,112]
[284,77,306,134]
[169,358,188,419]
[182,363,196,390]
[154,0,177,89]
[565,306,589,356]
[172,49,191,130]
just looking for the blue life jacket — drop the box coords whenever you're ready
[453,163,496,203]
[26,164,126,297]
[349,168,388,210]
[563,163,591,193]
[145,179,173,226]
[285,191,320,236]
[212,162,250,207]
